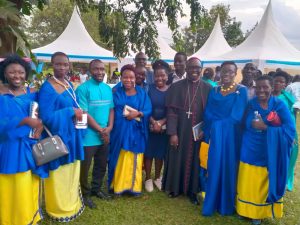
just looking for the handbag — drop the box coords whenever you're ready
[32,126,69,166]
[267,111,281,126]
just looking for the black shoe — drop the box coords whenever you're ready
[168,192,179,198]
[189,193,200,205]
[83,197,97,209]
[91,190,112,200]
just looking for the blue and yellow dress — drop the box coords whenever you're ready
[38,80,85,222]
[202,85,248,216]
[237,96,295,219]
[108,86,151,195]
[0,89,48,225]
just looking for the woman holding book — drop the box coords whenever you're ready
[108,64,151,196]
[0,55,46,225]
[202,61,248,216]
[38,52,85,221]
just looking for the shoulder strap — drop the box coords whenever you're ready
[43,126,53,137]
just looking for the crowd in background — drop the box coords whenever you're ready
[0,51,298,225]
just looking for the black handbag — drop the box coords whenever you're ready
[32,126,69,166]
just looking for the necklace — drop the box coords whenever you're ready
[52,76,81,109]
[8,86,26,96]
[221,82,236,92]
[186,79,201,119]
[53,76,70,89]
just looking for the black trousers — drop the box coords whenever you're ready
[80,145,108,196]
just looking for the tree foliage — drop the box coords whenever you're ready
[22,0,105,49]
[173,3,246,56]
[97,0,206,59]
[2,0,207,59]
[0,0,90,56]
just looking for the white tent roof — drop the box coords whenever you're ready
[32,7,116,63]
[205,0,300,68]
[157,36,177,63]
[191,15,231,60]
[121,36,177,63]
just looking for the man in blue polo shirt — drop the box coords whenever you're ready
[76,59,114,209]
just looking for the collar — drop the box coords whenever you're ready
[173,72,186,80]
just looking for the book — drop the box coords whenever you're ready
[123,105,141,122]
[192,122,203,141]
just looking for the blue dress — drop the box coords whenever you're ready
[145,85,168,159]
[0,88,47,178]
[202,85,248,216]
[108,86,152,188]
[240,96,295,203]
[38,80,85,171]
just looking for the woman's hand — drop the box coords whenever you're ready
[170,134,179,149]
[252,117,267,130]
[126,109,140,120]
[74,108,83,121]
[152,121,162,133]
[23,118,44,139]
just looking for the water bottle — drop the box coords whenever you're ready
[254,111,262,132]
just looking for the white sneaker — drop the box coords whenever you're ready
[145,179,154,192]
[153,177,162,191]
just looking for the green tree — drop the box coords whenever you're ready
[173,3,246,55]
[2,0,209,59]
[0,0,91,57]
[97,0,206,59]
[23,0,105,49]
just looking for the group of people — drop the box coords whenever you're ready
[0,51,298,225]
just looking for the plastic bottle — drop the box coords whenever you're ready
[254,111,262,132]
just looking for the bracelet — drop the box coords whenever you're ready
[156,121,162,127]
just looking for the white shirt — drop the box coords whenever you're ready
[172,72,186,83]
[79,73,89,84]
[286,82,300,109]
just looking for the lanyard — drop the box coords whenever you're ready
[53,76,81,109]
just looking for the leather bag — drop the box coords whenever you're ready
[32,126,69,166]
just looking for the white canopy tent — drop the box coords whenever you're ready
[191,15,231,60]
[32,7,116,63]
[203,0,300,70]
[157,36,177,63]
[118,35,177,68]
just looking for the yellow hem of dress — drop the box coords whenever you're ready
[111,149,143,194]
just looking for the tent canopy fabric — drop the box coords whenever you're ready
[157,36,177,63]
[32,7,116,63]
[191,15,231,60]
[121,36,177,64]
[204,0,300,68]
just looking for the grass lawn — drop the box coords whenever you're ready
[40,167,300,225]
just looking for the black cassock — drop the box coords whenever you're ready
[162,78,212,196]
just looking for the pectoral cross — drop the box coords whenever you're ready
[186,109,193,119]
